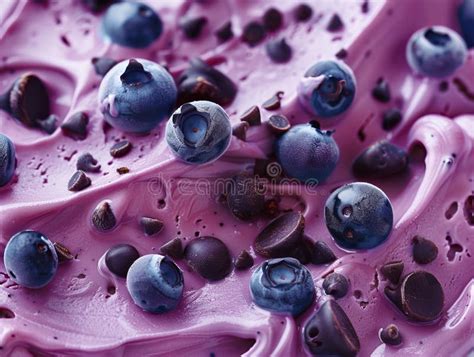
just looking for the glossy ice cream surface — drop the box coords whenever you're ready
[0,0,473,356]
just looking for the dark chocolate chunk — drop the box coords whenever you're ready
[287,237,314,265]
[262,92,283,110]
[53,242,74,263]
[294,3,313,22]
[268,114,290,134]
[227,173,265,220]
[400,271,444,322]
[77,153,101,172]
[262,8,283,32]
[312,240,337,264]
[232,121,249,141]
[160,238,184,259]
[177,58,237,106]
[412,236,438,264]
[372,78,391,102]
[380,324,402,346]
[304,300,360,357]
[116,167,129,175]
[242,21,266,47]
[352,140,408,179]
[266,38,292,63]
[0,307,15,318]
[380,261,404,285]
[140,217,164,236]
[81,0,115,13]
[264,198,279,218]
[179,16,207,39]
[92,57,117,76]
[184,236,232,280]
[323,272,349,299]
[68,170,91,192]
[235,249,254,270]
[254,158,271,177]
[382,108,402,131]
[105,244,140,278]
[61,112,89,140]
[240,106,261,126]
[327,14,344,32]
[335,48,348,59]
[464,195,474,226]
[92,200,116,232]
[110,140,132,158]
[254,211,304,257]
[361,0,369,13]
[215,21,233,43]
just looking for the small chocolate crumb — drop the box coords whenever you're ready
[412,236,438,265]
[242,21,266,47]
[61,112,89,140]
[268,114,290,134]
[180,16,207,39]
[215,21,233,43]
[53,242,74,263]
[382,108,402,131]
[235,250,254,270]
[140,216,164,236]
[327,14,344,32]
[160,238,184,259]
[312,240,337,264]
[77,153,101,172]
[68,170,91,192]
[262,92,283,110]
[372,78,391,102]
[92,200,116,232]
[91,57,117,76]
[294,3,313,22]
[116,167,129,175]
[263,8,283,32]
[335,48,348,59]
[232,121,249,141]
[266,38,292,63]
[110,140,132,158]
[240,105,261,126]
[380,324,402,346]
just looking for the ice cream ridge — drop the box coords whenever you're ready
[0,0,473,356]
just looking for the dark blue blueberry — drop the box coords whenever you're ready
[275,122,339,183]
[126,254,184,313]
[406,26,467,78]
[98,59,177,134]
[101,2,163,48]
[3,231,58,288]
[166,101,232,164]
[250,257,315,315]
[298,60,356,117]
[0,133,16,187]
[324,182,393,250]
[459,0,474,47]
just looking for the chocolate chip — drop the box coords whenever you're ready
[240,106,261,126]
[140,217,164,236]
[227,173,265,220]
[177,58,237,106]
[400,271,444,322]
[254,158,271,177]
[77,153,101,172]
[242,21,266,47]
[35,114,57,134]
[235,250,254,270]
[294,3,313,22]
[92,200,116,232]
[268,114,290,134]
[312,240,337,264]
[68,170,91,192]
[264,198,280,218]
[105,244,140,278]
[262,8,283,32]
[288,237,315,265]
[335,48,348,59]
[380,261,404,285]
[184,236,232,280]
[0,307,15,318]
[464,195,474,226]
[92,57,117,76]
[160,238,184,259]
[110,140,132,158]
[412,236,438,265]
[254,211,304,258]
[327,14,344,32]
[382,108,402,131]
[61,112,89,140]
[179,16,207,39]
[116,167,129,175]
[215,21,233,43]
[380,324,402,346]
[372,78,391,102]
[53,242,74,263]
[266,38,292,63]
[361,0,369,13]
[304,300,360,357]
[323,272,349,299]
[232,121,249,141]
[262,92,283,111]
[81,0,115,13]
[352,140,408,179]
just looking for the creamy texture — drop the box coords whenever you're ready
[0,0,473,356]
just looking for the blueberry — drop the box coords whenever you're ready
[459,0,474,48]
[275,121,339,183]
[126,254,184,313]
[101,2,163,48]
[298,60,356,117]
[324,182,393,250]
[98,59,177,134]
[0,133,16,187]
[250,257,315,315]
[406,26,467,78]
[3,231,58,288]
[166,101,232,164]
